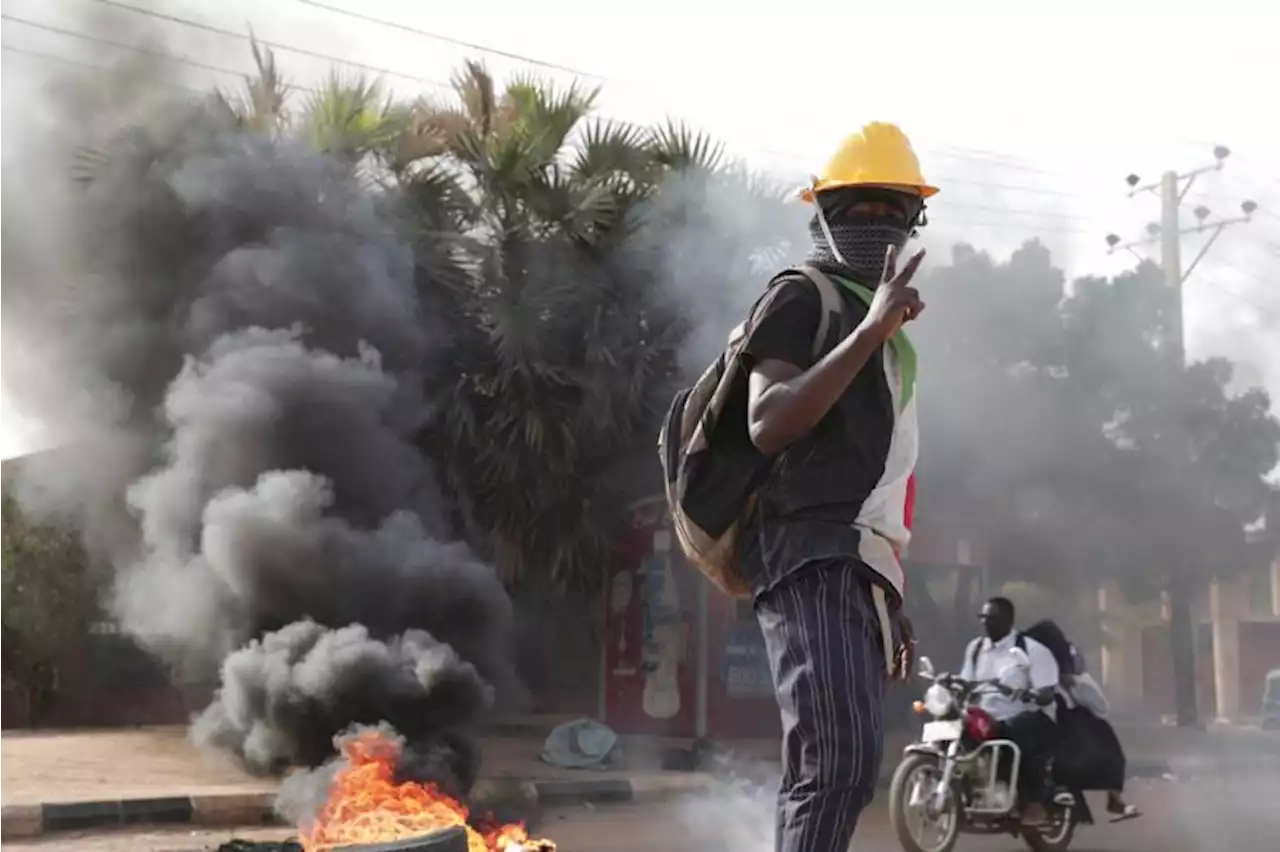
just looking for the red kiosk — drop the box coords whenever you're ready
[602,497,779,739]
[601,496,988,740]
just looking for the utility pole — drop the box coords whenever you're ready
[1107,146,1259,360]
[1105,146,1258,728]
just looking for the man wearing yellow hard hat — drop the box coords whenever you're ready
[738,122,934,852]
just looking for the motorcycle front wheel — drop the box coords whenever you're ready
[887,753,961,852]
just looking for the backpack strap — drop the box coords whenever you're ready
[790,265,844,360]
[969,634,1028,672]
[754,266,844,363]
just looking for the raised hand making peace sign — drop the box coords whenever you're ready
[860,245,926,343]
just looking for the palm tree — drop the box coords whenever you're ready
[233,50,802,594]
[201,47,798,596]
[384,62,732,592]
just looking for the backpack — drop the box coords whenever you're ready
[657,265,845,599]
[969,633,1027,672]
[1022,619,1078,676]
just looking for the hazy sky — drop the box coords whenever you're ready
[2,0,1278,458]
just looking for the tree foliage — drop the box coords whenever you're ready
[915,244,1279,723]
[1,493,102,722]
[73,40,1278,699]
[204,44,789,597]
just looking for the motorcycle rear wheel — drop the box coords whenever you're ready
[888,753,961,852]
[1020,806,1076,852]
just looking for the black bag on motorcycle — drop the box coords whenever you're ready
[1053,702,1126,790]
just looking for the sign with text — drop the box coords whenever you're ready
[721,621,773,699]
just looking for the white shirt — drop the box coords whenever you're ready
[959,632,1060,721]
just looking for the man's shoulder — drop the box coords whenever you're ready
[766,269,824,302]
[746,270,821,325]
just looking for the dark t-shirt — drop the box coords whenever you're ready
[738,268,900,602]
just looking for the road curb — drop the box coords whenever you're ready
[0,774,721,840]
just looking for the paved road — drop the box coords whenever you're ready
[540,776,1280,851]
[7,776,1280,852]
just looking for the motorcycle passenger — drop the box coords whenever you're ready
[959,597,1059,824]
[1060,645,1141,821]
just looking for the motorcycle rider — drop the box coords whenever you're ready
[959,597,1059,824]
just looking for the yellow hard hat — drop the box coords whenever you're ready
[800,122,939,203]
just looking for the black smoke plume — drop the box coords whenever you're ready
[1,23,512,797]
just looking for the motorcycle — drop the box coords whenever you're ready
[887,650,1092,852]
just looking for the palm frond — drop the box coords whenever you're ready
[216,36,291,134]
[503,74,599,167]
[389,98,471,171]
[452,61,498,136]
[645,120,725,172]
[298,72,407,164]
[572,119,651,182]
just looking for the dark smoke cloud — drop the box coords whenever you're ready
[2,15,512,795]
[197,621,487,793]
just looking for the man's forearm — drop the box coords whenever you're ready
[749,324,883,453]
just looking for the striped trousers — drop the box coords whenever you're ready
[756,560,888,852]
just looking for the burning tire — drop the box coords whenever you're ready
[329,826,469,852]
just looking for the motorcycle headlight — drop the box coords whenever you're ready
[923,683,953,716]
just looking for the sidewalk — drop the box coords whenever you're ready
[0,727,718,841]
[3,720,1277,840]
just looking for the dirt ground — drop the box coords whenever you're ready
[4,721,1278,808]
[0,726,730,806]
[0,728,276,805]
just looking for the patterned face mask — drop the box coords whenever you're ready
[809,188,925,283]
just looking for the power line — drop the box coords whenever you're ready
[2,41,1092,240]
[930,199,1088,222]
[1,42,205,95]
[4,41,108,73]
[3,12,259,83]
[754,143,1087,199]
[1248,234,1280,258]
[934,220,1089,235]
[5,45,1093,232]
[1188,273,1278,320]
[17,4,1124,229]
[88,0,1120,207]
[297,0,1100,201]
[85,0,447,92]
[931,147,1064,178]
[296,0,600,80]
[298,0,1085,201]
[1213,256,1273,290]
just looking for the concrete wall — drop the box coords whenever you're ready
[1108,564,1280,721]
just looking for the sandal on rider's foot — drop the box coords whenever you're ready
[1108,804,1141,823]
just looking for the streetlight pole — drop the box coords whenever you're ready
[1105,147,1257,728]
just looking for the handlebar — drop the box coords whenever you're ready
[929,674,1052,706]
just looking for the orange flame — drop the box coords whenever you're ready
[301,730,555,852]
